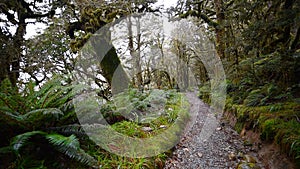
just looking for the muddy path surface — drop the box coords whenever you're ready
[164,91,295,169]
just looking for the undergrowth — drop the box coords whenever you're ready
[226,99,300,167]
[92,88,190,168]
[0,77,190,169]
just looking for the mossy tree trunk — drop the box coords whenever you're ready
[0,0,56,86]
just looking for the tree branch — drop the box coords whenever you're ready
[66,21,85,39]
[180,10,218,28]
[0,6,18,24]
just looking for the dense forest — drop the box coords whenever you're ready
[0,0,299,168]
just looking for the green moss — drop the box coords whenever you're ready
[260,119,281,141]
[226,98,300,167]
[92,89,190,168]
[111,121,146,138]
[235,122,244,133]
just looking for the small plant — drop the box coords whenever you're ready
[243,89,265,106]
[260,119,279,141]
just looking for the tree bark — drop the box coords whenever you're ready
[214,0,226,59]
[89,27,129,94]
[0,0,56,86]
[127,16,143,87]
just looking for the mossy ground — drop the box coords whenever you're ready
[86,88,190,168]
[225,98,300,167]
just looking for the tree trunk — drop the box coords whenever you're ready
[214,0,226,59]
[127,16,143,88]
[136,15,143,87]
[10,19,25,87]
[90,27,129,94]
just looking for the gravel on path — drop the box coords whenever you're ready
[164,92,264,169]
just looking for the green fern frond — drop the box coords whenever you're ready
[28,77,86,110]
[0,109,22,120]
[0,90,24,113]
[46,134,80,149]
[40,87,68,108]
[28,76,64,108]
[22,108,63,121]
[48,124,86,136]
[0,146,14,154]
[46,134,97,165]
[11,131,46,152]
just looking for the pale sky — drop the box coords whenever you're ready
[24,0,178,39]
[155,0,177,8]
[0,1,178,39]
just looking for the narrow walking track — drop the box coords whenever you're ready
[164,92,264,169]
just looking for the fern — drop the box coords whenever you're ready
[8,131,97,166]
[243,89,265,106]
[46,134,96,165]
[22,108,63,122]
[11,131,46,151]
[0,79,26,114]
[48,124,86,137]
[0,146,13,154]
[0,76,97,168]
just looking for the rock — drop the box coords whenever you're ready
[197,152,203,158]
[183,148,189,152]
[228,152,237,161]
[163,92,265,169]
[225,146,231,151]
[141,127,153,132]
[236,162,260,169]
[159,125,167,129]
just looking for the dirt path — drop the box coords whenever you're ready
[164,91,265,169]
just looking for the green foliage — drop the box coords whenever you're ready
[11,131,46,151]
[46,133,96,165]
[75,88,189,169]
[243,89,265,106]
[198,81,211,103]
[6,85,188,169]
[260,119,281,141]
[226,98,300,167]
[112,121,146,138]
[102,88,188,135]
[0,76,97,168]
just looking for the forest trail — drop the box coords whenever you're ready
[163,91,286,169]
